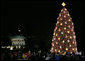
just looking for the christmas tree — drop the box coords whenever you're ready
[50,2,77,55]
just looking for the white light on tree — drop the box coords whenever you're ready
[51,47,53,50]
[58,37,60,40]
[58,50,60,52]
[65,22,67,24]
[54,38,56,40]
[56,42,58,44]
[66,48,68,51]
[52,39,54,41]
[67,31,70,33]
[58,28,61,31]
[56,34,58,36]
[62,40,65,43]
[70,45,72,47]
[60,46,62,48]
[68,19,71,21]
[60,23,63,26]
[60,18,62,20]
[67,40,70,42]
[64,15,66,18]
[61,32,64,34]
[74,36,76,38]
[64,27,66,30]
[70,36,72,39]
[72,48,74,50]
[57,21,59,24]
[59,14,61,16]
[67,14,70,16]
[55,49,56,51]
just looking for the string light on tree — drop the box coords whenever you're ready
[56,34,58,36]
[57,21,59,24]
[58,37,60,40]
[70,52,72,54]
[69,45,72,47]
[60,23,63,26]
[67,14,70,16]
[52,43,54,47]
[65,22,67,24]
[65,35,68,38]
[67,40,70,42]
[74,36,76,38]
[66,48,68,51]
[64,27,66,30]
[60,18,62,20]
[67,31,70,33]
[59,14,61,17]
[63,11,66,13]
[64,8,67,11]
[64,15,66,18]
[54,38,56,40]
[53,33,55,35]
[52,39,54,41]
[68,25,70,28]
[56,42,58,44]
[72,48,74,51]
[55,49,57,52]
[58,28,61,31]
[60,46,62,48]
[62,40,65,43]
[73,41,75,44]
[68,19,71,21]
[62,2,66,7]
[70,36,72,39]
[61,9,63,12]
[61,32,64,34]
[58,50,60,52]
[51,47,53,50]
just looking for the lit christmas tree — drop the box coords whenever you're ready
[50,2,78,55]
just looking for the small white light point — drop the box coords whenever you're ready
[72,48,74,51]
[60,23,63,26]
[60,46,62,48]
[67,40,70,42]
[56,42,58,44]
[65,22,67,24]
[59,14,61,16]
[60,18,62,20]
[58,28,61,31]
[64,15,66,18]
[70,36,72,39]
[58,37,60,40]
[54,38,56,40]
[52,39,54,41]
[58,50,60,52]
[57,21,59,24]
[61,32,64,34]
[64,8,67,11]
[66,48,68,51]
[55,49,57,52]
[56,34,58,36]
[67,31,70,33]
[70,45,72,47]
[68,19,71,21]
[62,40,65,43]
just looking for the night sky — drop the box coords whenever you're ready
[1,1,84,51]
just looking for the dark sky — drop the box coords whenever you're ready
[1,1,84,51]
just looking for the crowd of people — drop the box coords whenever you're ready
[1,49,84,60]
